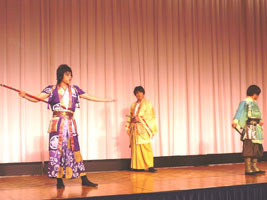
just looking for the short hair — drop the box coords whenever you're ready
[57,64,72,85]
[247,85,261,96]
[134,86,145,96]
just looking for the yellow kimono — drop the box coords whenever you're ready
[126,99,157,169]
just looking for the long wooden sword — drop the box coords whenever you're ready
[0,83,48,103]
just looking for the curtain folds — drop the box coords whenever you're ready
[0,0,267,163]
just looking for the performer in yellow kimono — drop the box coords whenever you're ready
[126,86,157,172]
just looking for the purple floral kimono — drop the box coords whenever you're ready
[42,85,86,179]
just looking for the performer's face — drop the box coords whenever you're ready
[135,91,144,101]
[252,94,259,101]
[62,71,72,85]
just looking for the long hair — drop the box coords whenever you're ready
[56,64,72,85]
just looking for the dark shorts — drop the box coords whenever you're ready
[242,139,263,158]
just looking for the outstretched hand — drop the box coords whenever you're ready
[19,90,26,98]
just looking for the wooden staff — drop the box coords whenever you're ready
[0,83,48,103]
[234,127,245,141]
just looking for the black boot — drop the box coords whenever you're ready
[81,175,98,187]
[148,167,157,173]
[251,158,265,174]
[56,178,65,189]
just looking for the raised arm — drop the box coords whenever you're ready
[79,93,115,102]
[19,91,50,103]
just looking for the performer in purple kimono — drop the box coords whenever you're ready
[19,64,115,189]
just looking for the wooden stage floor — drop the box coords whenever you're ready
[1,162,267,200]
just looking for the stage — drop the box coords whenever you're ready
[0,162,267,200]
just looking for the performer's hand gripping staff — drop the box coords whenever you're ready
[0,83,48,103]
[232,122,246,141]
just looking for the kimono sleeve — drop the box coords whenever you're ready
[233,101,246,121]
[233,101,247,129]
[140,102,158,136]
[73,85,86,95]
[42,85,54,94]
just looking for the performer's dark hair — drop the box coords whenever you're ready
[247,85,261,96]
[134,86,145,95]
[57,64,72,85]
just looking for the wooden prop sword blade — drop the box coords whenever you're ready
[234,127,243,135]
[0,83,48,103]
